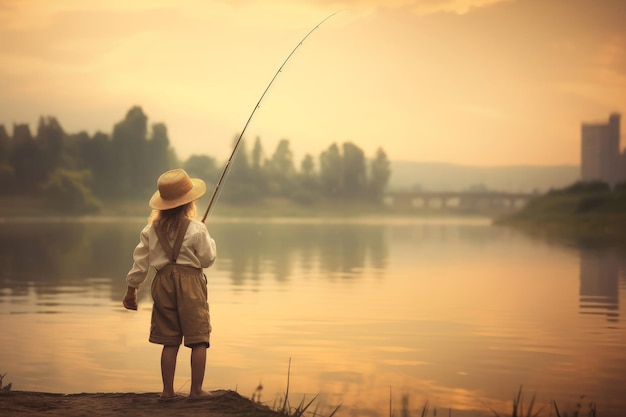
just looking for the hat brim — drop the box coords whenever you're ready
[149,178,207,210]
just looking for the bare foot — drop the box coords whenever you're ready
[188,390,214,400]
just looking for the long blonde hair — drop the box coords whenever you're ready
[149,201,197,239]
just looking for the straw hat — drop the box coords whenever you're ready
[149,169,206,210]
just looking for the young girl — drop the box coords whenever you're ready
[123,168,217,400]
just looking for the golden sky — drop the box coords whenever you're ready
[0,0,624,166]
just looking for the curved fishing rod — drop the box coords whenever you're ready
[202,11,340,222]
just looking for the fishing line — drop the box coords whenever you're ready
[201,11,341,222]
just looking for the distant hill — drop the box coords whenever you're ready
[389,161,580,193]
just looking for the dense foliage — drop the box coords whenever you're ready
[0,106,391,213]
[495,180,626,238]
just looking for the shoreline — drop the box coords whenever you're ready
[0,389,286,417]
[0,195,507,220]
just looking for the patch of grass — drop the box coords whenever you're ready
[0,372,12,391]
[389,386,599,417]
[490,386,544,417]
[255,358,341,417]
[494,184,626,243]
[553,395,597,417]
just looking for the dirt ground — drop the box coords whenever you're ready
[0,389,286,417]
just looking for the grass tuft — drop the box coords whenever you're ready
[255,358,341,417]
[0,372,12,392]
[554,394,597,417]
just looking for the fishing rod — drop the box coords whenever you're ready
[201,11,340,222]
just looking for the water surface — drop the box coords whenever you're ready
[0,217,624,416]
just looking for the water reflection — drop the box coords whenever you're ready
[0,219,390,298]
[2,219,625,325]
[214,221,389,284]
[0,220,141,302]
[1,218,626,417]
[579,248,622,323]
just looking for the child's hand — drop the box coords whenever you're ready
[123,287,138,310]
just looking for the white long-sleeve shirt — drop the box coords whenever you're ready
[126,218,217,289]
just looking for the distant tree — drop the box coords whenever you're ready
[111,106,149,196]
[226,134,250,182]
[266,139,295,197]
[146,122,172,185]
[300,153,316,178]
[251,136,265,172]
[319,143,342,198]
[41,168,102,213]
[220,135,260,203]
[10,123,47,193]
[342,142,367,199]
[614,182,626,193]
[0,125,12,195]
[183,154,219,185]
[0,164,15,194]
[12,124,33,142]
[249,136,268,193]
[64,131,90,169]
[36,116,76,175]
[78,131,116,197]
[292,153,320,204]
[37,116,64,154]
[0,125,9,164]
[268,139,295,174]
[368,147,391,203]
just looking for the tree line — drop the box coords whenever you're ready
[0,106,391,213]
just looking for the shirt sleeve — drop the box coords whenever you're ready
[126,225,151,289]
[194,223,217,268]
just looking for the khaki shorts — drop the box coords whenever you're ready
[149,264,211,348]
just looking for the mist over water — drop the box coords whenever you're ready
[0,217,625,416]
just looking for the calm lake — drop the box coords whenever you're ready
[0,216,625,416]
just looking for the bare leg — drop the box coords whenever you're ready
[161,345,180,398]
[189,343,210,398]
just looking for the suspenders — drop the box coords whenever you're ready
[154,218,191,264]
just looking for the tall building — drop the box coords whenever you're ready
[581,113,622,185]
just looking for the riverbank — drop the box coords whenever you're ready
[0,388,601,417]
[0,389,286,417]
[493,183,626,245]
[0,196,516,219]
[0,195,501,219]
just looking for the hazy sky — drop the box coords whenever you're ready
[1,0,624,166]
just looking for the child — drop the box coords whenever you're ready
[123,168,217,400]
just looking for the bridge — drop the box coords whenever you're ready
[383,190,536,212]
